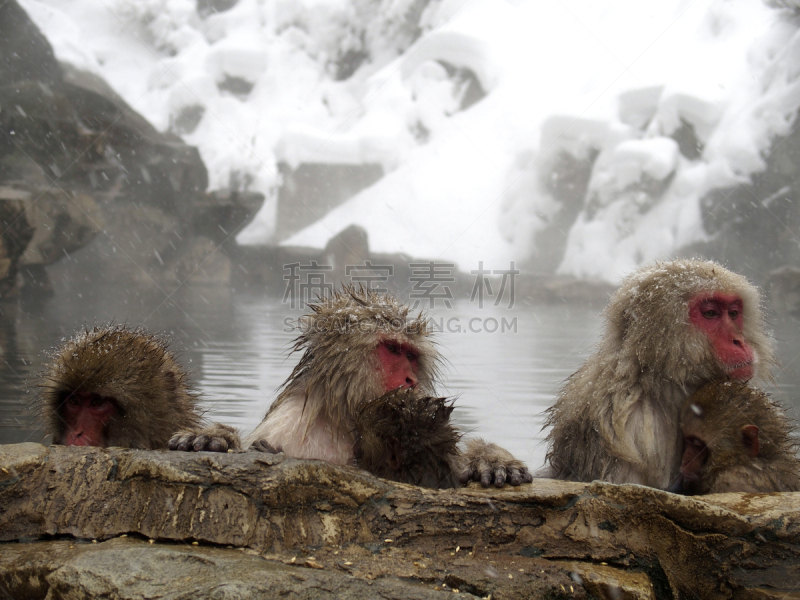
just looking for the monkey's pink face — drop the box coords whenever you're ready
[61,391,117,447]
[689,292,754,380]
[376,340,420,391]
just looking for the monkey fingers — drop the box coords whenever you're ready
[250,439,282,454]
[168,423,241,453]
[506,465,533,486]
[458,438,533,488]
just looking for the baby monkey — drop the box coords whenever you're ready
[673,380,800,494]
[352,389,461,488]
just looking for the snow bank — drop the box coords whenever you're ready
[20,0,798,281]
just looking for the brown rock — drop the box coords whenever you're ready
[2,444,800,598]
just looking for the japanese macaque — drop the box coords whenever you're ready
[543,259,775,489]
[352,389,461,488]
[238,286,532,487]
[673,380,800,494]
[38,324,214,449]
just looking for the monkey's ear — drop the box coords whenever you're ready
[163,371,178,392]
[740,425,760,458]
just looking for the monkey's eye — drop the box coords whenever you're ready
[385,343,399,354]
[90,395,107,407]
[67,396,80,406]
[406,351,417,361]
[702,308,719,319]
[728,309,739,320]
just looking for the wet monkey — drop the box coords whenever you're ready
[234,286,533,487]
[36,324,235,450]
[544,259,774,489]
[673,380,800,494]
[353,389,461,488]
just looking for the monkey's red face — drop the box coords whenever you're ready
[61,391,118,447]
[376,340,420,391]
[689,292,754,380]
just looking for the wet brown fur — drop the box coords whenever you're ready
[679,381,800,494]
[38,324,202,449]
[353,389,461,488]
[544,259,775,489]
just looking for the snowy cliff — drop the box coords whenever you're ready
[21,0,800,282]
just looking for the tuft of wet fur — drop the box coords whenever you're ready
[353,388,460,488]
[37,323,202,449]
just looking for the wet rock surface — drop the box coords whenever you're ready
[1,443,799,599]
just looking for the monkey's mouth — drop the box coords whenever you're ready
[726,361,754,380]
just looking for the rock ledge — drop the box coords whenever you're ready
[1,443,798,599]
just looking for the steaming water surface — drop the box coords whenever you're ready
[2,286,799,471]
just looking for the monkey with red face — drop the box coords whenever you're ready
[543,259,775,489]
[37,324,231,450]
[188,286,529,488]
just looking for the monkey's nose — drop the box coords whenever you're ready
[406,375,417,388]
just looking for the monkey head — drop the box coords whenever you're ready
[604,259,773,387]
[675,380,796,494]
[38,324,201,449]
[284,286,440,422]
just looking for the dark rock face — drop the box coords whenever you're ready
[2,443,800,599]
[275,163,384,242]
[0,0,61,85]
[697,113,800,284]
[0,0,264,299]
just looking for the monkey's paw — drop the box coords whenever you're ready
[168,423,242,452]
[458,438,533,488]
[250,439,282,454]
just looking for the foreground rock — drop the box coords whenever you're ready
[1,444,799,599]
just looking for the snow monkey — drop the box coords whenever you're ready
[173,286,531,487]
[543,259,775,489]
[672,380,800,494]
[352,389,461,488]
[251,286,532,487]
[38,324,237,450]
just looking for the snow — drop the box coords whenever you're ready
[19,0,798,282]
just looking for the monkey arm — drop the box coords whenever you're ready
[168,423,242,453]
[456,438,533,488]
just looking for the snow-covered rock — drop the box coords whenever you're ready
[19,0,800,282]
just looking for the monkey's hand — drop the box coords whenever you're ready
[250,439,282,454]
[168,423,242,452]
[457,438,533,488]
